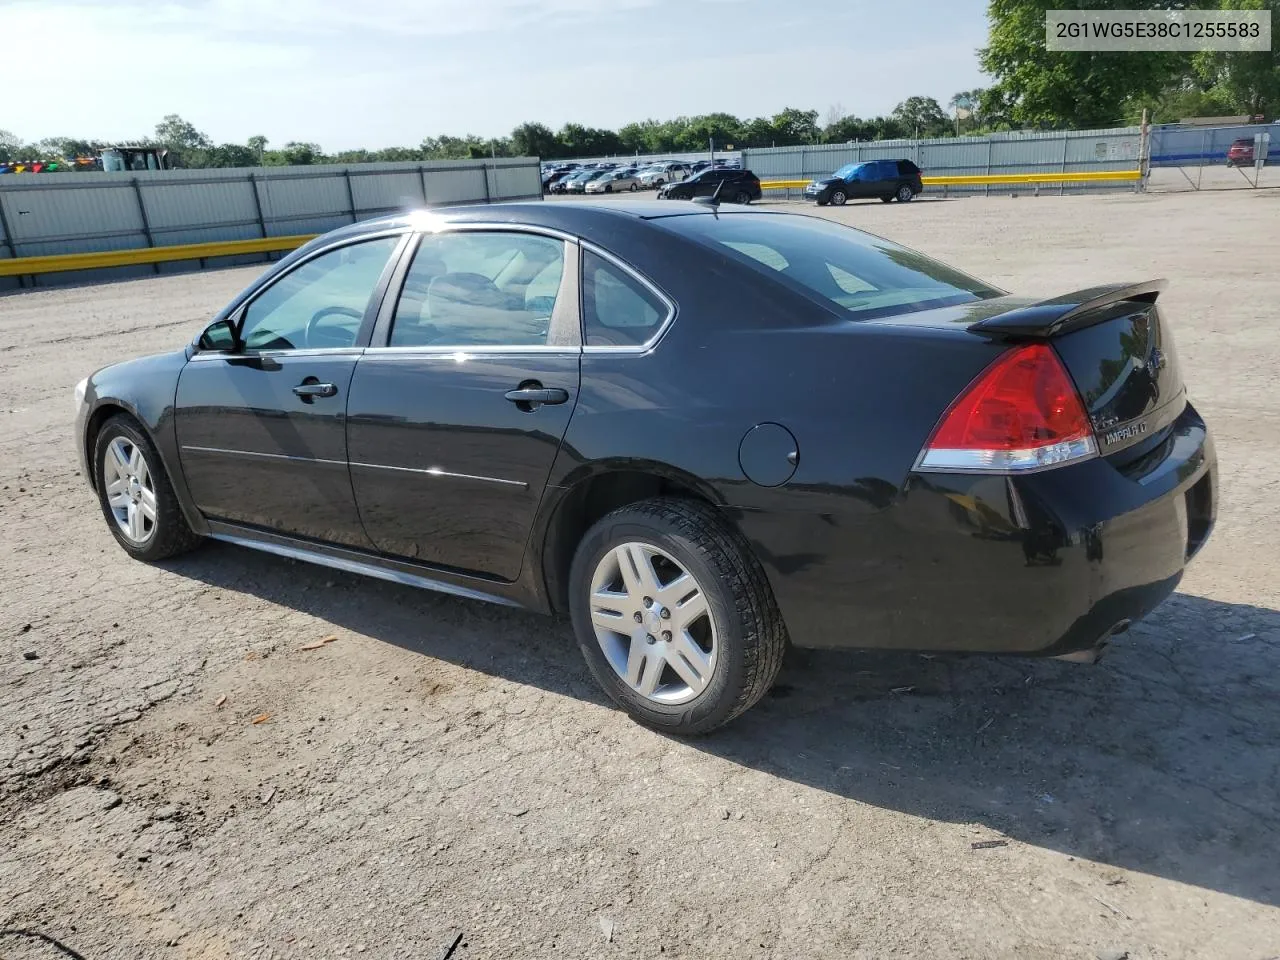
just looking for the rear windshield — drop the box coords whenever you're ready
[664,213,1002,321]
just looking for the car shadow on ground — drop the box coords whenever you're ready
[170,541,1280,907]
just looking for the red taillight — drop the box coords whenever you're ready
[915,343,1098,473]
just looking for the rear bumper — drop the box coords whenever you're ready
[738,402,1217,655]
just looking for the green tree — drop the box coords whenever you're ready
[247,135,268,163]
[1194,0,1279,117]
[0,129,29,162]
[770,107,820,144]
[511,122,559,158]
[154,114,212,151]
[981,0,1192,128]
[892,96,952,137]
[205,143,258,167]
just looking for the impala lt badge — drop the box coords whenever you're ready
[1104,421,1148,445]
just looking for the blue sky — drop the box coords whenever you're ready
[4,0,990,151]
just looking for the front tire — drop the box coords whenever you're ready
[830,189,847,206]
[629,182,638,192]
[568,498,787,735]
[93,415,202,562]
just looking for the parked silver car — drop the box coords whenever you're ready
[585,170,642,193]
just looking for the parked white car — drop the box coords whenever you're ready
[638,162,691,188]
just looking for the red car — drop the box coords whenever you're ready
[1227,138,1255,167]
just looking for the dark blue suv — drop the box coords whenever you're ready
[804,159,923,205]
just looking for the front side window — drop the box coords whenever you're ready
[834,163,865,180]
[389,232,565,347]
[664,213,1001,322]
[582,250,669,348]
[238,236,401,351]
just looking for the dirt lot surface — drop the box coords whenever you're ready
[2,190,1278,960]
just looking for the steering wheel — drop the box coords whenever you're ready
[305,306,364,348]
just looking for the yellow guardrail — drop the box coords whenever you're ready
[0,234,316,277]
[760,169,1142,190]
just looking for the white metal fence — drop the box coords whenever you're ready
[0,157,541,288]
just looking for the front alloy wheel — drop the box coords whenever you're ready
[94,414,202,561]
[830,189,847,206]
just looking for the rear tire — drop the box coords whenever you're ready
[880,196,893,203]
[629,183,638,192]
[896,184,914,202]
[568,497,787,735]
[733,191,751,204]
[830,189,847,206]
[93,414,202,562]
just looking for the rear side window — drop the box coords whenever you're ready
[582,250,670,347]
[664,214,1001,322]
[897,160,920,175]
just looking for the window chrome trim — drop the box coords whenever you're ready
[578,240,677,355]
[187,347,366,363]
[362,344,581,358]
[373,226,583,352]
[191,230,412,355]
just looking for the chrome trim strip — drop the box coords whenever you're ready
[406,216,577,244]
[188,347,365,362]
[183,445,527,487]
[181,445,346,467]
[361,345,581,357]
[348,461,527,488]
[578,240,677,354]
[209,531,520,607]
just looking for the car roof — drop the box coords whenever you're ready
[324,201,788,244]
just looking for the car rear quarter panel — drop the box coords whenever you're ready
[547,247,1013,647]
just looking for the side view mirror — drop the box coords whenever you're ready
[198,317,238,353]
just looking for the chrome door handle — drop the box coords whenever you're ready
[293,381,337,400]
[504,387,569,405]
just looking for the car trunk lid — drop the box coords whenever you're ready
[968,281,1186,458]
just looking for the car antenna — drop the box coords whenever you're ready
[692,180,724,217]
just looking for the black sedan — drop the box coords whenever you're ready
[658,168,762,204]
[805,159,923,205]
[74,202,1217,734]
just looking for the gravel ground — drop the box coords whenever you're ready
[1,190,1278,960]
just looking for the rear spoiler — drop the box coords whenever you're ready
[969,280,1167,339]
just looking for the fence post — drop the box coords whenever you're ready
[1138,109,1150,192]
[985,138,993,197]
[343,169,357,223]
[1060,134,1069,196]
[248,173,268,238]
[419,165,429,207]
[0,193,25,288]
[482,163,492,202]
[1198,130,1206,190]
[131,178,160,275]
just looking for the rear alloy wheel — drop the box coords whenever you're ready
[896,184,914,202]
[629,182,639,192]
[830,189,847,206]
[569,498,787,734]
[94,414,202,562]
[733,190,751,205]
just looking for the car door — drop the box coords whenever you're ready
[346,228,581,580]
[174,233,406,546]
